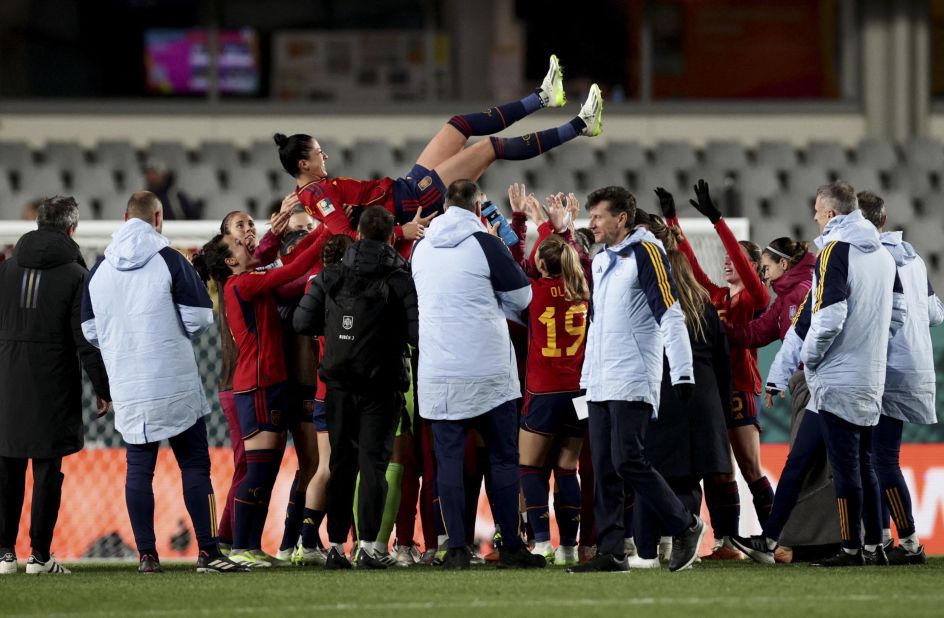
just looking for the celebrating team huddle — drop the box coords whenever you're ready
[3,55,938,576]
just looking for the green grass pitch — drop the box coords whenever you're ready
[2,559,942,617]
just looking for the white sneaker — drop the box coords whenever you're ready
[292,545,328,566]
[392,543,421,566]
[0,551,17,575]
[25,554,70,574]
[228,550,269,569]
[275,547,296,562]
[539,54,566,108]
[627,555,661,569]
[375,551,405,568]
[578,84,603,137]
[624,537,638,558]
[554,545,578,566]
[532,540,555,563]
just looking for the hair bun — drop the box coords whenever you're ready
[273,133,289,148]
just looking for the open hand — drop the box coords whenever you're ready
[689,179,722,223]
[654,187,676,219]
[401,208,438,241]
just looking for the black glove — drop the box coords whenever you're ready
[689,179,722,224]
[674,382,695,402]
[654,187,676,219]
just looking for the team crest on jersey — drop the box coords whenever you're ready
[317,198,335,216]
[270,409,282,427]
[418,176,432,190]
[342,315,354,330]
[788,304,798,321]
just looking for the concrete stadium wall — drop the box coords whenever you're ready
[0,111,869,149]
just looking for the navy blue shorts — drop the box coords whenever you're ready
[288,383,316,426]
[312,399,328,433]
[235,384,289,439]
[728,391,762,429]
[520,391,586,439]
[392,163,446,223]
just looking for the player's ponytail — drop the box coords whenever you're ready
[536,235,589,302]
[192,234,234,285]
[273,133,313,177]
[763,237,809,269]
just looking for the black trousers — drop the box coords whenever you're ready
[0,456,63,557]
[325,388,400,544]
[588,400,691,557]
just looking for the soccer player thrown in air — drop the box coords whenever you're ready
[274,55,604,251]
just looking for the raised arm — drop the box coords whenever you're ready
[656,187,724,297]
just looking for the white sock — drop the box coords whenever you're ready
[842,547,860,555]
[438,535,448,549]
[358,540,374,556]
[882,528,893,544]
[864,544,879,552]
[533,540,552,554]
[373,541,387,555]
[330,542,344,552]
[764,537,777,551]
[901,533,920,551]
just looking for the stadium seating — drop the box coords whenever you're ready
[3,136,943,288]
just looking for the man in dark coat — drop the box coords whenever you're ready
[0,196,111,575]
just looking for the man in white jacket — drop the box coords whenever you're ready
[411,179,544,571]
[568,186,705,574]
[859,191,943,565]
[81,192,244,574]
[802,182,903,567]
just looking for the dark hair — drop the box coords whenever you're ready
[323,234,353,266]
[816,181,858,215]
[633,207,652,229]
[274,133,313,177]
[738,240,764,281]
[192,234,233,285]
[574,228,594,254]
[445,179,480,212]
[586,186,636,229]
[358,205,395,242]
[220,210,253,235]
[857,190,885,229]
[763,237,809,267]
[280,230,308,257]
[36,195,79,232]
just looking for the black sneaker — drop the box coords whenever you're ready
[811,549,866,567]
[566,553,629,573]
[138,553,163,574]
[441,547,471,571]
[324,546,352,570]
[196,549,250,573]
[354,548,387,570]
[497,546,547,569]
[730,535,776,565]
[864,544,890,566]
[887,544,928,565]
[669,516,706,572]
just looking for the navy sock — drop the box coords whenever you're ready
[489,118,585,161]
[520,465,550,542]
[448,91,544,138]
[748,476,774,529]
[706,479,740,538]
[279,472,304,551]
[301,507,326,549]
[236,449,279,551]
[553,467,580,547]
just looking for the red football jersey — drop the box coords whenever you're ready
[297,177,395,240]
[224,229,325,393]
[526,277,588,394]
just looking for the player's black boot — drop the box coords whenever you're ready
[811,549,866,567]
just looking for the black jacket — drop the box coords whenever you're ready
[0,228,110,458]
[293,239,418,390]
[647,302,733,479]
